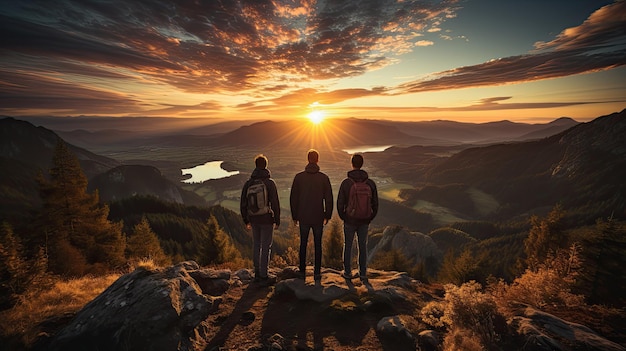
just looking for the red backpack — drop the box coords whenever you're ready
[346,179,373,219]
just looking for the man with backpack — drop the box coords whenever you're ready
[290,149,333,283]
[337,153,378,283]
[240,154,280,284]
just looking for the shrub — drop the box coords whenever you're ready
[491,244,585,310]
[422,281,502,350]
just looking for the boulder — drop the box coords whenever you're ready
[369,226,442,265]
[376,315,416,350]
[44,261,222,351]
[510,303,625,351]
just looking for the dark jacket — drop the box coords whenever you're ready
[240,168,280,226]
[290,163,333,225]
[337,169,378,225]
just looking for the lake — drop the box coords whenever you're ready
[181,161,240,183]
[342,145,392,154]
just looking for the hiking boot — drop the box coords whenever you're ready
[342,271,358,280]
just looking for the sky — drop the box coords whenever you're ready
[1,0,625,123]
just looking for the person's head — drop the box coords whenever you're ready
[254,154,268,169]
[351,153,364,169]
[307,149,319,163]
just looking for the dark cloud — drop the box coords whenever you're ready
[1,0,623,116]
[0,0,457,103]
[0,69,142,114]
[397,1,626,94]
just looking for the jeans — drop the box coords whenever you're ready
[299,224,323,276]
[343,223,369,277]
[251,223,274,278]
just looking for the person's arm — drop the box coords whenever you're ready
[324,175,333,221]
[240,180,249,225]
[269,179,281,227]
[369,179,379,220]
[289,175,299,222]
[337,179,347,220]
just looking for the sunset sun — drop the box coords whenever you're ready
[307,110,326,124]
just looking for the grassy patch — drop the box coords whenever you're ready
[413,200,465,225]
[0,274,120,347]
[467,188,499,216]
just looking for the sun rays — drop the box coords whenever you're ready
[307,110,325,124]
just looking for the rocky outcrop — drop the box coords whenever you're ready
[35,263,624,351]
[368,226,443,265]
[509,303,625,351]
[43,261,223,351]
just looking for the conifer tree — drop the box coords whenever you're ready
[323,217,343,269]
[524,204,566,271]
[579,218,626,306]
[37,140,126,275]
[0,222,47,303]
[126,217,170,266]
[195,215,241,265]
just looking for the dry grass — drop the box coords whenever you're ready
[0,273,120,347]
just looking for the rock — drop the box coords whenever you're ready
[376,315,416,350]
[369,226,442,265]
[510,303,625,351]
[189,268,231,296]
[417,330,441,351]
[44,261,222,351]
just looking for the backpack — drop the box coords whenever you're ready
[246,179,271,216]
[346,179,373,220]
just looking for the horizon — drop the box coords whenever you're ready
[1,1,625,123]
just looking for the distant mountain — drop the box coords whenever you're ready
[24,115,579,151]
[375,109,625,223]
[375,117,579,144]
[0,117,119,176]
[89,165,206,206]
[0,117,121,218]
[212,118,436,149]
[0,118,205,219]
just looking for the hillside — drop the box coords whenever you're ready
[375,117,579,144]
[369,109,626,224]
[0,118,120,219]
[89,164,206,206]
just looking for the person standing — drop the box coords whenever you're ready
[240,154,280,284]
[337,153,378,282]
[290,149,333,282]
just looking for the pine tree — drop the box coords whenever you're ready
[127,217,170,266]
[524,204,566,271]
[37,140,126,275]
[323,217,343,269]
[195,215,241,265]
[0,222,47,304]
[579,218,626,306]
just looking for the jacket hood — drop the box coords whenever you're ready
[251,167,271,179]
[305,162,320,173]
[348,169,368,182]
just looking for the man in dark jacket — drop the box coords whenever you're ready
[337,153,378,282]
[240,154,280,284]
[290,149,333,282]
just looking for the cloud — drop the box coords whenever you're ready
[0,69,143,114]
[396,1,626,94]
[343,97,617,113]
[0,0,459,98]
